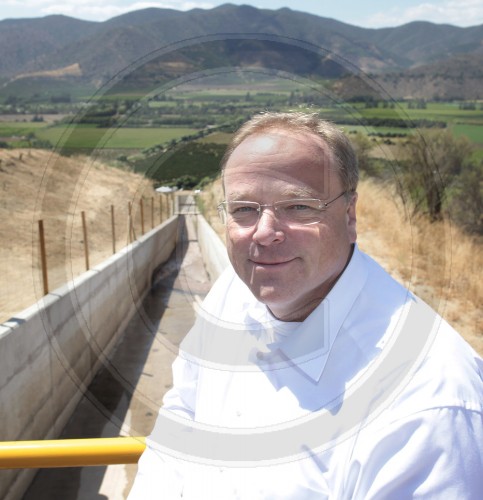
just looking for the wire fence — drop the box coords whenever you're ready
[36,193,175,295]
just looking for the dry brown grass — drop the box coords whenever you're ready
[11,63,82,82]
[200,177,482,355]
[0,149,157,323]
[356,178,482,354]
[198,177,225,241]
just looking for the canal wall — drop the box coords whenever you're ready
[0,216,179,500]
[196,215,229,281]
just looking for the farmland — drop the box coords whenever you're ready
[1,82,483,180]
[36,124,200,149]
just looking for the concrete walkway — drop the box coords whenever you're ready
[22,213,212,499]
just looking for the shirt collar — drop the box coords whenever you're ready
[188,245,368,378]
[259,245,369,382]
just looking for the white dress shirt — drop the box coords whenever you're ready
[129,246,483,499]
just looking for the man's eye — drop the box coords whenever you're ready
[231,204,257,214]
[285,203,312,211]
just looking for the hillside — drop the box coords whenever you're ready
[335,53,483,100]
[0,15,98,77]
[1,4,482,100]
[0,149,154,322]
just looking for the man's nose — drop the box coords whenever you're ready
[252,208,285,246]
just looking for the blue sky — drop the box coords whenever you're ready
[1,0,483,27]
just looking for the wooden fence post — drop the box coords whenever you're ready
[140,199,145,235]
[128,202,135,242]
[81,211,90,271]
[151,196,154,229]
[38,220,49,295]
[111,205,116,254]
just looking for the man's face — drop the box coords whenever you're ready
[223,130,357,322]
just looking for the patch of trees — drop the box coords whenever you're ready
[395,130,481,233]
[354,129,482,234]
[458,102,482,110]
[337,117,447,129]
[150,117,215,127]
[133,142,225,189]
[77,105,118,126]
[50,93,71,104]
[407,99,427,109]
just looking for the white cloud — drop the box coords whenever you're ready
[363,0,483,27]
[3,0,483,26]
[3,0,215,21]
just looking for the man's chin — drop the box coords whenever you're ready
[253,287,294,314]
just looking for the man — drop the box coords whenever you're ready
[129,112,483,498]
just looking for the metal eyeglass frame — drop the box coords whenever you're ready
[217,191,349,226]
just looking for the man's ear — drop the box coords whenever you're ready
[347,192,358,243]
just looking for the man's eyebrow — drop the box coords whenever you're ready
[227,187,322,200]
[225,191,250,200]
[226,186,326,201]
[278,186,319,198]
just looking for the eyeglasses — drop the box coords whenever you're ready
[217,191,348,227]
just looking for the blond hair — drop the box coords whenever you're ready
[221,111,359,192]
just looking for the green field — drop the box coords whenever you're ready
[0,122,48,146]
[0,119,206,150]
[2,93,483,156]
[451,123,483,145]
[354,102,483,125]
[0,122,47,136]
[35,125,199,149]
[198,132,233,144]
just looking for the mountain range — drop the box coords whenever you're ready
[1,3,482,99]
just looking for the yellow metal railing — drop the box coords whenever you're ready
[0,437,146,469]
